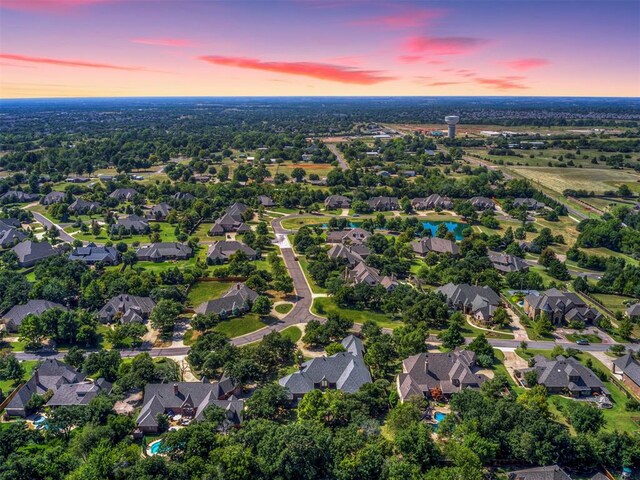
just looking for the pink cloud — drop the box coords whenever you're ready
[350,9,444,29]
[475,76,528,90]
[1,0,118,12]
[0,53,146,71]
[131,37,195,47]
[198,55,395,85]
[500,57,551,71]
[404,35,488,55]
[427,81,464,87]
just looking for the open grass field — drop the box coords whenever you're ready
[267,162,333,178]
[507,166,640,196]
[186,280,233,307]
[590,293,637,312]
[312,297,403,329]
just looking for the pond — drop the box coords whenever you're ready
[321,220,468,240]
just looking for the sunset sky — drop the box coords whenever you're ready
[1,0,639,98]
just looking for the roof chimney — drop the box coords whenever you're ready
[173,383,179,395]
[34,369,40,385]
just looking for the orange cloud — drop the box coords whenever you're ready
[475,76,528,90]
[501,57,551,71]
[0,53,146,71]
[403,35,488,55]
[427,81,464,87]
[131,38,195,47]
[198,55,395,85]
[350,9,444,29]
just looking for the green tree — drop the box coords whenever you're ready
[252,295,272,315]
[439,312,465,350]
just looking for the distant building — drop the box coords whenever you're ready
[328,244,368,267]
[469,196,495,210]
[69,242,120,265]
[111,215,149,234]
[411,237,459,256]
[436,282,501,324]
[2,299,68,332]
[324,195,351,210]
[69,198,101,214]
[1,190,39,203]
[174,192,195,202]
[136,242,192,262]
[344,261,398,291]
[258,195,276,207]
[136,378,243,433]
[195,283,259,318]
[146,202,172,221]
[517,355,609,398]
[11,240,57,267]
[626,302,640,320]
[488,251,529,273]
[0,220,26,248]
[523,288,601,325]
[513,197,546,210]
[279,335,372,400]
[98,294,156,324]
[41,191,66,206]
[207,241,258,264]
[397,349,487,402]
[366,196,399,211]
[326,228,371,245]
[411,194,453,210]
[109,188,138,202]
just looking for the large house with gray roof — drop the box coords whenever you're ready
[206,241,257,264]
[109,188,139,202]
[5,359,86,417]
[436,282,501,324]
[98,294,156,324]
[69,198,101,215]
[0,221,26,248]
[344,261,398,291]
[136,377,242,433]
[411,237,459,256]
[279,335,372,400]
[69,243,119,265]
[2,299,68,332]
[209,205,252,235]
[513,197,546,210]
[195,283,258,318]
[11,240,58,267]
[517,355,609,397]
[326,227,371,245]
[41,191,66,206]
[613,353,640,399]
[146,202,172,221]
[626,302,640,320]
[47,378,112,408]
[328,244,368,267]
[488,251,529,273]
[366,196,399,211]
[524,288,601,325]
[469,196,495,210]
[397,349,487,402]
[324,195,351,210]
[507,465,608,480]
[136,242,192,262]
[111,215,149,235]
[1,190,39,204]
[411,194,453,211]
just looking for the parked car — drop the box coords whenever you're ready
[576,339,590,345]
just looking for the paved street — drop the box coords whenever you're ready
[29,211,76,243]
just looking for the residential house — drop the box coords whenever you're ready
[47,378,112,408]
[195,283,259,318]
[11,240,57,267]
[1,190,39,203]
[279,335,372,400]
[69,243,120,265]
[366,196,399,211]
[469,196,495,210]
[226,202,249,219]
[146,202,172,221]
[0,221,26,248]
[98,294,156,324]
[111,215,150,234]
[209,212,252,236]
[258,195,276,207]
[206,241,257,264]
[507,465,608,480]
[174,192,195,202]
[2,299,67,332]
[136,242,192,262]
[411,237,459,256]
[513,197,546,210]
[0,218,21,229]
[436,282,502,324]
[523,288,601,325]
[65,177,90,183]
[517,355,609,397]
[41,191,66,205]
[328,244,368,267]
[613,354,640,399]
[396,349,487,402]
[411,194,453,210]
[326,227,371,245]
[109,188,138,202]
[136,378,243,433]
[5,359,85,417]
[69,198,101,215]
[488,251,529,273]
[626,302,640,320]
[344,261,398,291]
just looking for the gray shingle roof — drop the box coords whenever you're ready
[11,240,57,266]
[111,215,149,233]
[613,353,640,387]
[46,379,112,407]
[2,299,67,331]
[525,288,601,323]
[411,194,453,210]
[0,226,26,248]
[147,202,172,220]
[411,237,459,256]
[627,302,640,318]
[99,294,156,323]
[508,465,572,480]
[469,196,495,209]
[324,195,351,209]
[109,188,138,201]
[136,242,192,261]
[41,191,66,205]
[326,228,371,244]
[1,190,39,203]
[69,198,101,214]
[207,241,257,262]
[69,243,119,264]
[195,283,259,317]
[436,282,501,321]
[519,355,609,395]
[366,196,399,211]
[488,251,529,273]
[279,335,371,397]
[513,197,546,210]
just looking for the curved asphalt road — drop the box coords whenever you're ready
[30,211,76,243]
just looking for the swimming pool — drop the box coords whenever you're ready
[149,440,164,455]
[434,412,447,423]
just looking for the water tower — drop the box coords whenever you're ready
[445,115,460,138]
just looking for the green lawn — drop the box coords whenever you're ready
[565,333,602,344]
[460,322,515,340]
[0,360,38,397]
[275,303,293,314]
[591,293,637,312]
[67,221,178,245]
[312,297,403,329]
[213,314,276,338]
[187,280,233,307]
[298,256,327,294]
[280,326,302,343]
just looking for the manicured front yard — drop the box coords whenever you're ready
[186,280,232,307]
[298,256,327,294]
[213,314,276,338]
[280,326,302,343]
[565,333,602,344]
[312,297,403,329]
[275,303,293,314]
